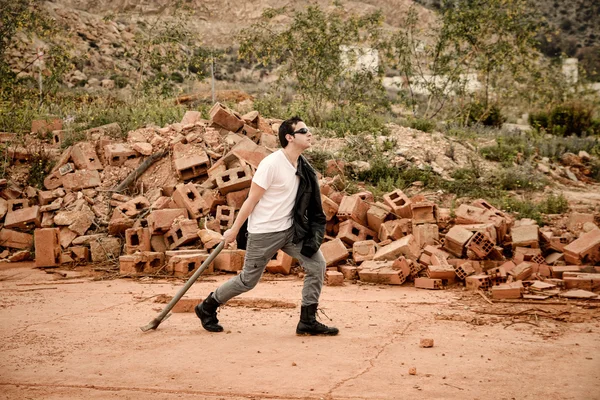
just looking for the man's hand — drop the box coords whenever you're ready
[222,228,238,244]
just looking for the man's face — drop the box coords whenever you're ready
[288,121,312,149]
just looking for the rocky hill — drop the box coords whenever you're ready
[9,0,435,89]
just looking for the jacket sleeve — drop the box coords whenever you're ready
[300,177,327,258]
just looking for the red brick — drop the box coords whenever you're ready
[352,240,377,263]
[563,228,600,265]
[214,249,245,272]
[201,189,227,213]
[411,201,437,224]
[146,209,188,234]
[508,262,533,281]
[325,270,344,286]
[562,273,600,291]
[104,143,138,166]
[511,224,539,249]
[453,260,476,280]
[68,246,89,263]
[549,265,582,278]
[181,110,202,125]
[337,220,376,246]
[379,219,410,242]
[117,196,150,218]
[34,228,61,267]
[108,208,134,236]
[465,274,492,290]
[167,252,213,277]
[455,204,494,224]
[209,102,245,132]
[513,247,542,264]
[215,205,236,232]
[172,183,208,219]
[0,228,33,249]
[151,234,168,253]
[499,260,516,273]
[71,142,103,170]
[366,202,391,232]
[119,252,165,275]
[414,277,443,289]
[320,238,350,267]
[337,195,369,226]
[164,219,199,249]
[566,212,595,234]
[38,190,56,206]
[215,166,253,195]
[58,227,77,249]
[486,266,508,284]
[4,203,41,230]
[466,231,494,259]
[383,189,412,218]
[90,237,122,262]
[358,261,405,285]
[392,256,412,282]
[175,152,210,180]
[266,250,293,274]
[443,226,473,257]
[125,227,151,254]
[340,265,359,280]
[321,195,339,221]
[31,118,62,134]
[374,235,420,261]
[197,229,223,250]
[491,281,523,299]
[62,170,101,190]
[413,223,439,248]
[426,255,455,280]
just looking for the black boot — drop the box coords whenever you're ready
[296,304,339,336]
[195,292,224,332]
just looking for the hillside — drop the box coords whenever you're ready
[7,0,435,88]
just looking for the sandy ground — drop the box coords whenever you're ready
[1,264,599,400]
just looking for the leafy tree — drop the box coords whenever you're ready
[130,4,209,95]
[237,4,388,126]
[0,0,71,102]
[385,0,543,122]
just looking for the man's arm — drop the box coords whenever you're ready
[222,182,266,244]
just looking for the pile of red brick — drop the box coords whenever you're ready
[318,191,599,300]
[2,102,599,300]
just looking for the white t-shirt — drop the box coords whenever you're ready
[248,149,300,234]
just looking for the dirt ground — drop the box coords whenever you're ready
[1,263,599,400]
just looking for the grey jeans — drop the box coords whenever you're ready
[213,226,326,307]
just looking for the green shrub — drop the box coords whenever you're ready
[492,165,548,191]
[409,118,435,133]
[537,193,569,214]
[498,193,569,224]
[480,132,536,163]
[304,149,336,175]
[529,102,596,137]
[468,102,506,128]
[322,104,389,137]
[27,146,55,189]
[110,74,129,89]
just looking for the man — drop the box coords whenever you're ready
[195,116,338,336]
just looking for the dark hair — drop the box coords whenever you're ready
[278,116,304,148]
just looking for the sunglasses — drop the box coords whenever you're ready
[292,128,309,135]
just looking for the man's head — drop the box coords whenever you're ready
[278,116,311,149]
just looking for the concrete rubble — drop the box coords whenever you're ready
[1,102,599,301]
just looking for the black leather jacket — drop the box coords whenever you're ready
[293,155,326,257]
[236,155,326,258]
